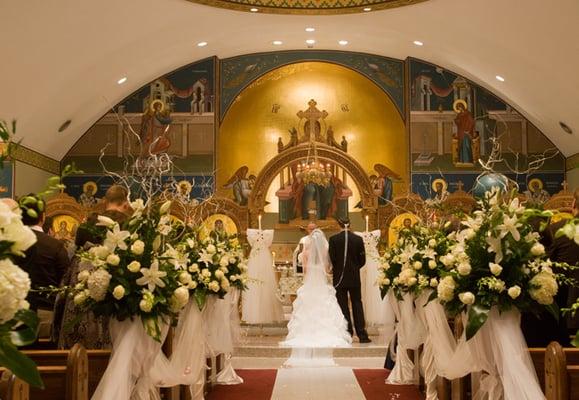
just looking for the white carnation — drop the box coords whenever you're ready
[131,240,145,255]
[112,285,125,300]
[201,269,211,278]
[73,290,89,306]
[189,263,200,273]
[529,271,558,305]
[87,269,112,301]
[208,281,220,292]
[457,262,472,276]
[0,259,31,323]
[458,292,475,305]
[139,299,153,313]
[429,278,438,288]
[508,285,521,299]
[437,276,456,302]
[489,262,503,276]
[77,270,90,282]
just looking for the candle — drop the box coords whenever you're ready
[365,215,369,232]
[258,214,262,230]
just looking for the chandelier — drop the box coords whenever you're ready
[295,140,332,187]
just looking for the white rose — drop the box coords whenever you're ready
[531,243,545,256]
[220,279,230,290]
[430,278,438,288]
[458,292,475,305]
[219,256,229,268]
[112,285,125,300]
[189,263,200,273]
[493,279,506,293]
[219,266,229,274]
[188,280,198,289]
[428,239,436,248]
[208,281,220,292]
[230,275,238,282]
[457,262,471,276]
[428,260,437,269]
[201,269,211,278]
[77,270,90,282]
[173,286,189,306]
[229,257,237,264]
[489,262,503,276]
[408,277,418,286]
[86,269,112,301]
[127,260,141,273]
[179,272,192,285]
[413,261,423,270]
[139,299,153,313]
[381,277,391,286]
[508,285,521,299]
[131,240,145,255]
[106,254,120,266]
[90,245,111,260]
[215,270,225,279]
[206,244,216,254]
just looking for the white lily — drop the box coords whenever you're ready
[508,197,525,215]
[162,244,188,269]
[104,225,131,251]
[198,249,214,265]
[136,260,167,291]
[497,214,521,241]
[486,235,504,263]
[96,215,116,228]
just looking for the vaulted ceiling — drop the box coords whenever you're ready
[1,0,577,160]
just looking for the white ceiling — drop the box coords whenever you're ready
[1,0,578,160]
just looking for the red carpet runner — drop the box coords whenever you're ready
[207,369,277,400]
[207,369,423,400]
[353,369,423,400]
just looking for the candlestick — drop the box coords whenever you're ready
[258,214,262,230]
[365,215,369,232]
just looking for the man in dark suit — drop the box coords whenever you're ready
[328,217,371,343]
[17,195,70,310]
[522,188,579,346]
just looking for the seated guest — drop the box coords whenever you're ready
[522,188,579,346]
[16,195,70,338]
[56,185,130,349]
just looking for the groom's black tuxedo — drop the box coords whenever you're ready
[329,230,369,341]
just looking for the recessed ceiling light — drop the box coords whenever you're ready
[305,27,315,32]
[117,77,127,85]
[495,75,505,82]
[306,39,316,45]
[338,40,348,46]
[197,41,208,47]
[250,7,259,12]
[272,40,283,45]
[363,7,372,11]
[413,40,424,46]
[560,121,573,135]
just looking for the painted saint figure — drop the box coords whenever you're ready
[140,99,172,156]
[453,99,475,164]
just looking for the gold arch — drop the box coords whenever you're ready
[248,142,376,226]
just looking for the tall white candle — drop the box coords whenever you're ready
[365,215,369,232]
[258,214,262,230]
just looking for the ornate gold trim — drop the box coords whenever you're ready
[187,0,428,14]
[8,144,60,174]
[191,197,249,236]
[45,192,87,223]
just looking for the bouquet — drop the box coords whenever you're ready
[179,229,248,310]
[72,200,190,340]
[378,223,455,300]
[437,188,570,339]
[0,198,42,387]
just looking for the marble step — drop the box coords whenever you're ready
[240,323,383,337]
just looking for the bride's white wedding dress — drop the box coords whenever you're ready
[281,230,351,358]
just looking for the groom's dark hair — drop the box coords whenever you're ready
[337,217,350,229]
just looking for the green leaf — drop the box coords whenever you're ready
[545,302,560,323]
[572,330,579,348]
[194,289,207,311]
[425,290,438,305]
[0,338,43,388]
[466,304,490,340]
[9,309,39,346]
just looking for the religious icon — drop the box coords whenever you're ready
[140,99,172,156]
[52,215,79,244]
[177,180,193,202]
[431,178,449,202]
[373,163,401,205]
[452,99,479,167]
[79,181,98,207]
[199,214,238,242]
[223,166,255,206]
[524,178,550,205]
[388,212,420,246]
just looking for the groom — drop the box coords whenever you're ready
[328,217,371,343]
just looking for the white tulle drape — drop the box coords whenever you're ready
[215,288,244,385]
[91,318,168,400]
[355,230,385,326]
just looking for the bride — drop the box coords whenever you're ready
[281,229,351,361]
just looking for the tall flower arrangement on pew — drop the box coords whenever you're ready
[378,224,455,300]
[179,229,248,310]
[72,200,190,340]
[557,217,579,347]
[437,188,573,339]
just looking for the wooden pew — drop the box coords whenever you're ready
[22,343,89,400]
[544,341,579,400]
[0,370,29,400]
